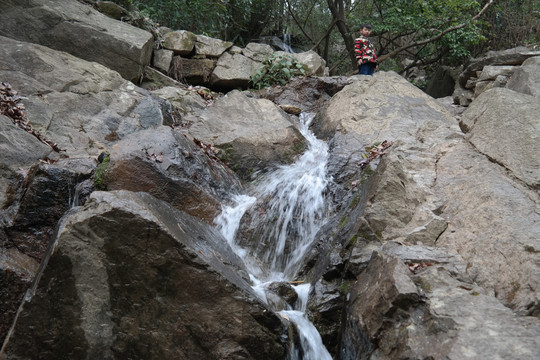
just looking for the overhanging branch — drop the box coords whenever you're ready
[378,0,494,63]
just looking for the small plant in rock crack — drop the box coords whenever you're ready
[250,53,306,90]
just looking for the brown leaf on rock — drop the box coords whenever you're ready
[192,137,220,161]
[0,82,65,152]
[143,148,164,163]
[358,140,394,169]
[407,261,434,274]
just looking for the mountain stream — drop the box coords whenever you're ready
[215,113,332,359]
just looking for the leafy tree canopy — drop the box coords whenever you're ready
[112,0,540,75]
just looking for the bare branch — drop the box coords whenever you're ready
[473,0,495,20]
[310,19,338,52]
[285,0,314,44]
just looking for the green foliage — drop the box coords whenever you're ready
[339,215,349,229]
[410,77,428,90]
[351,0,487,65]
[110,0,284,45]
[378,57,400,72]
[486,0,540,50]
[250,53,306,89]
[415,277,433,293]
[108,0,540,75]
[339,281,351,295]
[124,0,228,39]
[93,154,110,190]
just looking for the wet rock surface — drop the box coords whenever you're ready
[2,191,286,360]
[105,126,243,223]
[257,76,353,113]
[186,90,308,180]
[1,3,539,358]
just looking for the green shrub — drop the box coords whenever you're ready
[250,53,306,90]
[93,153,110,190]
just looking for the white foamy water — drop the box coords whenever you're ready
[254,112,329,279]
[215,113,332,359]
[281,310,332,360]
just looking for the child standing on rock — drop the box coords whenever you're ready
[355,24,378,75]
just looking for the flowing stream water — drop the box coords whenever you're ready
[215,113,332,359]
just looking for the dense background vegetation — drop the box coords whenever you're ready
[114,0,540,75]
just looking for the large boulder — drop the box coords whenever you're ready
[0,35,167,343]
[0,248,39,350]
[149,86,208,116]
[95,1,130,20]
[305,70,540,357]
[0,36,165,159]
[1,191,286,360]
[210,52,261,89]
[0,0,154,82]
[195,34,233,57]
[4,160,95,261]
[152,49,174,73]
[257,76,353,113]
[460,87,540,188]
[186,90,308,179]
[341,251,421,358]
[477,65,519,81]
[168,56,216,85]
[277,50,328,76]
[342,250,540,359]
[324,74,540,314]
[0,33,163,259]
[104,126,243,223]
[458,47,540,88]
[0,115,52,209]
[434,137,540,315]
[242,43,275,62]
[162,30,197,56]
[506,56,540,97]
[312,72,457,143]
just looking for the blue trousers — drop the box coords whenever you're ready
[358,63,376,76]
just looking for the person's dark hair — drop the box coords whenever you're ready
[360,23,372,30]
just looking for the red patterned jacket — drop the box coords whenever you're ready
[354,36,378,65]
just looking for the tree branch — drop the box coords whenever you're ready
[285,0,314,44]
[326,0,357,68]
[310,19,338,52]
[378,0,494,63]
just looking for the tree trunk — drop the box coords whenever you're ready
[326,0,357,69]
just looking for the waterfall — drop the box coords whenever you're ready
[215,113,332,359]
[282,34,294,53]
[69,181,84,208]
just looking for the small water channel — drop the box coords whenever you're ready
[215,113,332,359]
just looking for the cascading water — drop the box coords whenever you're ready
[282,34,294,53]
[215,113,332,359]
